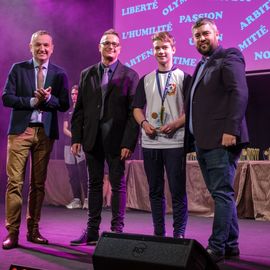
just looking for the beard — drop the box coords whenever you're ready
[196,40,216,56]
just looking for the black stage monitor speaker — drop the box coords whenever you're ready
[9,265,42,270]
[93,232,219,270]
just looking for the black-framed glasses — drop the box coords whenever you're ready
[100,41,120,48]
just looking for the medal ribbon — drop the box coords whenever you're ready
[156,69,172,125]
[156,70,172,105]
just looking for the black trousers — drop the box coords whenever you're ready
[85,129,126,233]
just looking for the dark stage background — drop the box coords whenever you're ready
[0,0,269,203]
[246,70,270,157]
[0,0,114,202]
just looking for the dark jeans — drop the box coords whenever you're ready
[85,137,126,233]
[196,146,241,254]
[66,161,88,199]
[142,147,188,237]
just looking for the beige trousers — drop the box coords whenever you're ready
[5,127,54,234]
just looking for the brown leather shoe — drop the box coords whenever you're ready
[27,229,48,245]
[2,233,19,250]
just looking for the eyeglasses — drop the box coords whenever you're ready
[100,41,120,48]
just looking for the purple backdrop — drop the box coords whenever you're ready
[115,0,270,77]
[0,0,114,202]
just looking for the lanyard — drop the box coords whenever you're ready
[156,70,172,106]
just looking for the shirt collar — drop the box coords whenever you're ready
[157,65,177,73]
[100,60,118,73]
[201,56,209,64]
[33,58,49,69]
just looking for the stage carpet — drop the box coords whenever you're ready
[0,204,269,270]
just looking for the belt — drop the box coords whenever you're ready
[28,122,44,127]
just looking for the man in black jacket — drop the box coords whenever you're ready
[71,29,139,245]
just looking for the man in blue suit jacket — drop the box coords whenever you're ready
[70,29,139,245]
[2,30,69,249]
[185,18,249,263]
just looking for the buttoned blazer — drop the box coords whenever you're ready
[2,59,70,139]
[185,46,249,151]
[71,61,139,154]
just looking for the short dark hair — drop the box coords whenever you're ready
[192,18,217,32]
[102,28,120,39]
[30,30,52,44]
[151,31,175,47]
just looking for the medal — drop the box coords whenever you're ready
[160,106,165,125]
[156,69,172,127]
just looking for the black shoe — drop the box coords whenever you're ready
[173,234,184,239]
[206,248,224,263]
[70,229,99,246]
[2,233,19,250]
[225,246,240,258]
[70,230,88,246]
[27,230,48,245]
[111,229,123,233]
[87,232,99,245]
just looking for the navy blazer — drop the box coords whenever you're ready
[185,46,249,151]
[71,61,139,154]
[2,59,69,139]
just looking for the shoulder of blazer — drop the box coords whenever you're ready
[211,46,226,59]
[212,47,245,66]
[212,46,241,59]
[79,64,99,82]
[116,61,131,72]
[48,62,67,75]
[82,64,99,75]
[115,61,138,78]
[114,61,125,75]
[224,47,245,60]
[12,59,34,71]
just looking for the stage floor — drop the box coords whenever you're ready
[0,204,270,270]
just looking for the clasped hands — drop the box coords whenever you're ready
[33,87,52,108]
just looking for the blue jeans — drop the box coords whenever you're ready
[196,146,241,254]
[142,147,188,237]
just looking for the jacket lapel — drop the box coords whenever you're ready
[26,59,36,95]
[45,63,55,89]
[195,46,223,84]
[89,64,100,92]
[187,62,201,102]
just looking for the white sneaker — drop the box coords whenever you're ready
[66,198,82,209]
[83,198,88,209]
